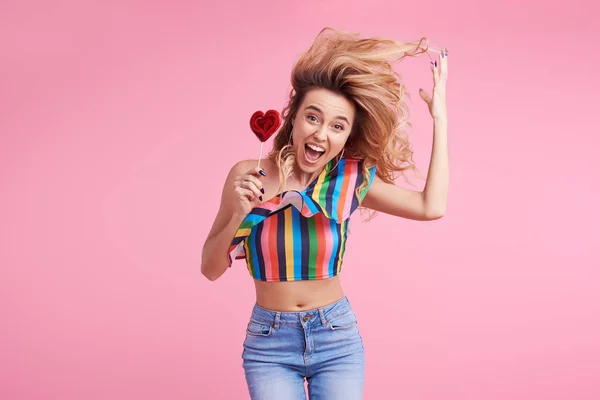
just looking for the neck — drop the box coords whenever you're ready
[291,163,322,187]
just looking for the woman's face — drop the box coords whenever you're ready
[291,87,355,172]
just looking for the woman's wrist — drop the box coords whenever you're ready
[433,116,448,125]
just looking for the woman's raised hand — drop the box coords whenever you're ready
[419,48,448,121]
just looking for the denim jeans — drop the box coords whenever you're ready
[241,296,365,399]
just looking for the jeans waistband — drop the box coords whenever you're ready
[249,296,353,329]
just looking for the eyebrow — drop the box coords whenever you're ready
[304,105,350,125]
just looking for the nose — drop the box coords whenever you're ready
[314,125,327,141]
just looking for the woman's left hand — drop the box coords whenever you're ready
[419,48,448,121]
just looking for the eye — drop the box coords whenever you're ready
[307,114,318,123]
[334,124,344,131]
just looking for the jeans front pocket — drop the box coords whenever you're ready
[327,310,358,331]
[246,320,273,337]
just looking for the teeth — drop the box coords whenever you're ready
[307,143,325,153]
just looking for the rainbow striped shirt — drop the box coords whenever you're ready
[228,157,376,282]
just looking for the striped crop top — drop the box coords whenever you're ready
[228,157,376,282]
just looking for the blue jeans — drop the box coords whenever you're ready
[241,296,365,399]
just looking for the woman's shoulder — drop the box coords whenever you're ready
[227,157,277,176]
[336,156,376,177]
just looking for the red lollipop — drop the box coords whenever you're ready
[249,110,282,169]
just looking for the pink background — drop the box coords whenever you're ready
[1,0,599,399]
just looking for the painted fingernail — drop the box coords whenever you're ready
[259,195,263,201]
[435,61,438,67]
[259,169,266,177]
[260,187,264,194]
[419,88,423,92]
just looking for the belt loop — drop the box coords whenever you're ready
[318,308,327,326]
[273,312,281,330]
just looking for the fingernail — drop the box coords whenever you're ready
[259,195,263,201]
[435,61,438,67]
[419,88,423,92]
[259,169,266,177]
[260,187,264,194]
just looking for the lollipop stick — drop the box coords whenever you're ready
[257,142,264,170]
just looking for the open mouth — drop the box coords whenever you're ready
[304,143,325,163]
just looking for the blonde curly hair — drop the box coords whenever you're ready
[268,27,433,219]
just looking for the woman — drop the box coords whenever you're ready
[201,27,449,400]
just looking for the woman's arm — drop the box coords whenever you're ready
[362,49,449,221]
[201,161,248,281]
[422,117,449,217]
[361,117,448,221]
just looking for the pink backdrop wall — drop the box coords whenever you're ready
[1,0,598,399]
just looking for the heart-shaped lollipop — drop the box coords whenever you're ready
[250,109,282,171]
[250,110,281,142]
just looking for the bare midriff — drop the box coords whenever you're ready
[253,276,345,312]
